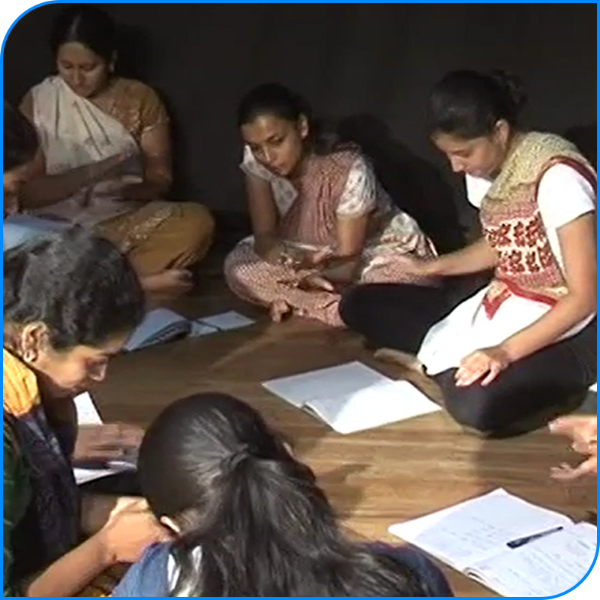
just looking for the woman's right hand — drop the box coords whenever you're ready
[96,499,172,564]
[90,152,133,183]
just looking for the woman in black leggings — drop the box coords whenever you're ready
[340,70,597,437]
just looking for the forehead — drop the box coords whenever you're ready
[433,132,488,154]
[57,41,101,65]
[241,114,295,144]
[68,333,130,360]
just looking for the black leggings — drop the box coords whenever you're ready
[339,283,597,437]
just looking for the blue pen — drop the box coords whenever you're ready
[506,526,564,549]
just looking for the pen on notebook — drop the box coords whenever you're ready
[506,526,564,549]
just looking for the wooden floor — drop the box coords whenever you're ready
[93,261,597,597]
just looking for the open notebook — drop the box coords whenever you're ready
[389,488,598,597]
[262,361,440,434]
[73,392,138,485]
[124,309,255,351]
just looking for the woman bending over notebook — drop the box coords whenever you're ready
[112,392,453,597]
[4,229,168,597]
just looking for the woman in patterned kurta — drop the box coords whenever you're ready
[224,83,438,326]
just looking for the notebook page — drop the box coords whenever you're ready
[389,489,573,571]
[189,321,219,338]
[262,362,393,409]
[467,522,598,597]
[74,392,103,425]
[73,393,137,485]
[199,311,255,331]
[124,308,190,351]
[308,379,441,434]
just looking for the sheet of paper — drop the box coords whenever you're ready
[74,467,117,485]
[262,362,440,433]
[389,489,574,571]
[198,311,255,331]
[189,321,219,338]
[263,362,392,409]
[74,392,103,425]
[468,522,598,597]
[73,392,136,485]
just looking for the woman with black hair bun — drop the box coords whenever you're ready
[341,69,596,438]
[15,4,215,297]
[112,392,453,597]
[225,82,439,325]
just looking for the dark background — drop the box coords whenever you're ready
[3,2,596,250]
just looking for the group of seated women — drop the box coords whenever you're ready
[3,3,596,597]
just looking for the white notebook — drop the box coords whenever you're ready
[73,392,137,485]
[262,361,440,434]
[124,309,255,351]
[389,488,598,597]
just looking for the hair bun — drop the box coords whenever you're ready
[489,69,527,113]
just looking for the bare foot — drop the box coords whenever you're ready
[141,269,193,296]
[269,299,292,323]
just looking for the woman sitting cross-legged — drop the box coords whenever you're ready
[15,5,214,296]
[225,83,438,326]
[340,70,596,438]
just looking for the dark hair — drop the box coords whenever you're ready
[237,83,348,156]
[50,4,117,64]
[3,100,39,172]
[139,393,429,597]
[3,228,144,349]
[428,69,528,139]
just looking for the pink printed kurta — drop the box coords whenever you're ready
[225,148,438,326]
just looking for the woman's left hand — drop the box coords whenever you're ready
[455,345,511,387]
[74,423,144,464]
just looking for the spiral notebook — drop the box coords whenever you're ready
[262,361,440,434]
[389,488,598,597]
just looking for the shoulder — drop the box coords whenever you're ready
[112,78,154,96]
[113,78,167,112]
[323,148,366,169]
[314,149,370,181]
[537,162,596,229]
[112,543,171,597]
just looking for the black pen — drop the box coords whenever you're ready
[506,526,564,549]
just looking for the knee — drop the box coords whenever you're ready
[438,371,501,434]
[179,203,215,248]
[224,249,258,288]
[338,285,370,330]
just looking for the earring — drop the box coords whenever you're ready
[23,348,38,364]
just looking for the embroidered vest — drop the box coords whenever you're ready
[479,132,596,318]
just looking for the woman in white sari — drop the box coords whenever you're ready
[15,5,214,295]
